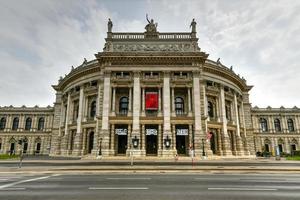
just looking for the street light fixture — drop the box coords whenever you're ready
[99,138,102,156]
[164,135,171,148]
[132,136,139,149]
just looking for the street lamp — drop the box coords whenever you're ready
[132,136,139,149]
[17,137,27,168]
[202,138,206,157]
[164,135,171,149]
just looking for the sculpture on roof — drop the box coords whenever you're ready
[108,18,113,32]
[145,14,157,33]
[190,18,196,33]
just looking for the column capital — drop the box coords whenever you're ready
[133,71,141,78]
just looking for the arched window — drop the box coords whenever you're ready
[119,97,129,115]
[90,101,96,118]
[225,104,231,121]
[25,117,32,131]
[175,97,184,115]
[287,119,295,132]
[260,118,268,132]
[274,119,281,132]
[0,117,6,130]
[12,117,19,130]
[37,117,45,131]
[207,101,214,118]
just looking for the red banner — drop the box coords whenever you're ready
[145,92,158,110]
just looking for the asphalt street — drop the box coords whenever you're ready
[0,173,300,200]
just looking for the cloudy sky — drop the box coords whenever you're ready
[0,0,299,108]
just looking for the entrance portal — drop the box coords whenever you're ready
[117,135,127,154]
[146,135,157,155]
[88,132,94,154]
[176,135,186,155]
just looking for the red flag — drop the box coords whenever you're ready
[145,92,158,110]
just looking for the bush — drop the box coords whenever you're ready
[292,150,300,156]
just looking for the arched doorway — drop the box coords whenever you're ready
[35,137,41,154]
[88,132,94,154]
[209,131,217,154]
[9,138,16,155]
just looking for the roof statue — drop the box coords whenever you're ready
[190,18,196,33]
[145,14,158,33]
[108,18,113,32]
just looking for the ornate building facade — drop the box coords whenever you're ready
[0,19,299,158]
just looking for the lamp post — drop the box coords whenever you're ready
[17,138,27,168]
[131,136,139,166]
[202,138,206,157]
[164,135,171,149]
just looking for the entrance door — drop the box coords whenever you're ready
[117,135,127,154]
[23,142,28,154]
[264,144,269,152]
[210,133,216,154]
[146,135,157,155]
[10,143,15,155]
[88,132,94,154]
[36,143,41,154]
[176,135,186,155]
[278,144,283,153]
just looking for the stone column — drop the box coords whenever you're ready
[158,124,162,155]
[110,124,115,153]
[158,87,162,116]
[132,72,143,156]
[81,129,87,155]
[141,124,145,152]
[83,96,89,121]
[5,115,12,132]
[126,124,132,155]
[240,101,249,155]
[268,115,273,133]
[171,87,175,116]
[142,87,145,116]
[73,86,84,155]
[220,86,232,155]
[128,87,132,115]
[188,87,192,116]
[216,129,223,155]
[233,92,243,155]
[282,115,287,133]
[111,87,116,115]
[284,137,290,153]
[172,124,176,151]
[62,92,71,155]
[101,72,111,156]
[193,71,204,156]
[162,72,175,156]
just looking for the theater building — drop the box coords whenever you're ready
[0,19,299,158]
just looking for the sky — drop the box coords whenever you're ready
[0,0,300,108]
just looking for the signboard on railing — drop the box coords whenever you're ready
[146,129,158,135]
[115,128,127,135]
[176,129,188,136]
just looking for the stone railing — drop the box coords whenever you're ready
[111,32,193,40]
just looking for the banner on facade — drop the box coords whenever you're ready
[145,92,158,110]
[176,129,188,136]
[146,128,158,135]
[115,128,127,135]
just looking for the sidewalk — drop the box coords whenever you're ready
[0,156,299,174]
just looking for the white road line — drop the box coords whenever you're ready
[106,178,152,180]
[0,179,8,181]
[89,187,149,190]
[0,187,26,191]
[0,176,51,190]
[208,188,278,191]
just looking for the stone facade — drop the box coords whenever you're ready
[0,19,298,158]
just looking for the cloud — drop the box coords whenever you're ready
[0,0,299,108]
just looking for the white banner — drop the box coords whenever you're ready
[146,129,158,135]
[115,128,127,135]
[176,129,188,136]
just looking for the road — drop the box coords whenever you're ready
[0,173,300,200]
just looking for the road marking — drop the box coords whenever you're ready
[106,178,152,180]
[0,187,26,191]
[0,176,51,190]
[0,179,8,181]
[89,187,149,190]
[208,188,277,191]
